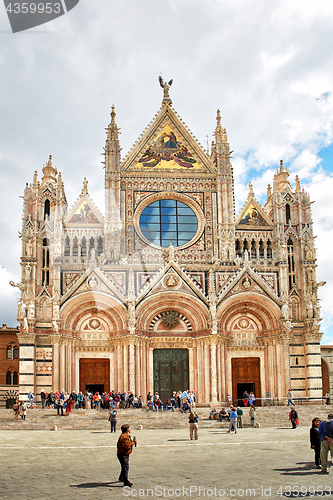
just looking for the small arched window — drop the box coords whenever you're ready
[44,199,50,219]
[287,237,296,290]
[13,346,19,359]
[7,346,12,359]
[286,204,291,224]
[7,345,18,359]
[42,238,50,286]
[13,371,18,385]
[6,371,11,385]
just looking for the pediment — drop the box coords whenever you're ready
[64,194,104,226]
[235,199,273,229]
[218,265,281,306]
[136,260,208,305]
[61,267,126,305]
[121,105,216,174]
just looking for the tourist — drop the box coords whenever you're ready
[19,401,27,420]
[116,424,137,487]
[310,417,321,468]
[109,407,118,432]
[318,413,333,474]
[93,392,100,409]
[325,392,330,405]
[287,389,295,406]
[289,406,298,429]
[219,408,229,422]
[249,392,255,405]
[165,399,174,412]
[249,404,256,427]
[57,398,64,416]
[137,396,143,409]
[66,397,73,415]
[237,407,244,428]
[181,400,190,413]
[156,398,164,411]
[228,407,237,433]
[40,389,46,409]
[209,409,218,420]
[242,391,249,407]
[189,411,199,440]
[28,391,34,408]
[12,400,20,419]
[77,391,84,408]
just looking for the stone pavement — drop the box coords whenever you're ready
[0,424,332,500]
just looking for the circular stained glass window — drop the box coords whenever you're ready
[139,199,198,248]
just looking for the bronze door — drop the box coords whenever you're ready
[79,358,110,394]
[153,349,189,403]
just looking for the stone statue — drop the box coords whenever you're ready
[25,263,32,281]
[305,244,314,260]
[52,320,59,333]
[242,277,251,290]
[82,177,88,195]
[23,316,29,333]
[159,76,173,99]
[17,299,26,319]
[53,303,60,320]
[306,300,313,318]
[25,240,33,257]
[27,301,35,320]
[98,253,106,265]
[168,243,175,262]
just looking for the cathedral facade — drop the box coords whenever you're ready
[15,83,323,405]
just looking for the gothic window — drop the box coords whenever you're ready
[6,371,11,385]
[259,239,265,257]
[64,236,70,256]
[267,240,272,258]
[44,199,50,219]
[243,239,249,254]
[73,237,78,257]
[286,204,291,224]
[7,346,12,359]
[291,299,299,321]
[13,371,18,385]
[139,199,198,247]
[235,239,241,256]
[42,238,50,286]
[251,240,256,259]
[287,237,296,290]
[79,237,85,261]
[98,237,103,255]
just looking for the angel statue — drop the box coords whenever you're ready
[159,76,173,99]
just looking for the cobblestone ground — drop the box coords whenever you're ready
[0,426,332,500]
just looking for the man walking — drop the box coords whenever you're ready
[318,413,333,474]
[40,389,46,409]
[28,391,34,408]
[117,424,137,487]
[287,389,295,406]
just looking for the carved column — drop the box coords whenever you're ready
[210,341,218,404]
[204,342,210,403]
[129,342,135,393]
[50,334,60,392]
[17,332,36,402]
[60,338,65,392]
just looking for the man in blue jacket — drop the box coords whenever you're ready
[318,413,333,474]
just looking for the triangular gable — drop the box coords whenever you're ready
[218,265,281,306]
[136,260,208,305]
[235,198,273,229]
[121,105,216,174]
[61,266,126,306]
[64,193,104,226]
[39,188,56,203]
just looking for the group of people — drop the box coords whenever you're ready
[209,404,256,429]
[146,390,196,412]
[12,400,27,420]
[310,413,333,474]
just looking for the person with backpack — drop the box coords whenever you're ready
[188,411,199,440]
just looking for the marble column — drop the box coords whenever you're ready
[210,342,218,403]
[51,334,60,392]
[129,343,135,393]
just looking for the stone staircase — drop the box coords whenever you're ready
[0,404,331,431]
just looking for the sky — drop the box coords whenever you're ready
[0,0,332,343]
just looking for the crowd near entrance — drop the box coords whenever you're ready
[153,349,189,403]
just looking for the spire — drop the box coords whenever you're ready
[107,105,119,141]
[41,155,57,185]
[295,175,301,193]
[273,159,291,193]
[32,170,38,189]
[215,109,223,143]
[280,159,284,172]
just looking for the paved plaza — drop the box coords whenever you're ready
[0,424,332,500]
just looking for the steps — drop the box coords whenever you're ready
[0,404,332,431]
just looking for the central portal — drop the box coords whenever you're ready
[153,349,189,403]
[79,358,110,394]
